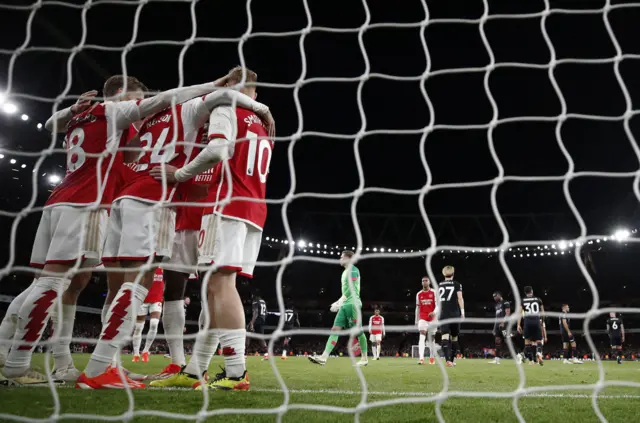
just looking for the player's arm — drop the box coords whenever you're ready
[381,316,385,338]
[154,106,236,183]
[45,90,99,133]
[621,321,625,343]
[295,312,300,328]
[108,77,234,131]
[457,290,465,318]
[368,316,373,333]
[414,293,420,325]
[517,307,524,333]
[501,302,511,328]
[606,322,610,334]
[200,89,273,136]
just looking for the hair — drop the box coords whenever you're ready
[375,308,380,313]
[103,75,148,99]
[524,286,533,295]
[442,265,455,278]
[342,250,355,258]
[227,66,258,86]
[493,291,502,297]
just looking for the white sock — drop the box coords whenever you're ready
[377,345,381,358]
[163,300,186,366]
[52,304,76,371]
[419,334,426,360]
[428,341,435,359]
[0,279,37,361]
[184,329,219,376]
[218,329,246,378]
[132,322,144,356]
[3,277,65,377]
[143,318,159,353]
[84,282,147,378]
[282,349,287,357]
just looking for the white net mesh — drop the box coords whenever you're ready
[1,0,640,422]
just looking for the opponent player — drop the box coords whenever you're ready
[148,67,274,391]
[517,286,545,366]
[438,266,464,367]
[559,303,582,364]
[606,312,624,364]
[488,291,510,365]
[268,301,300,359]
[415,276,437,365]
[309,250,369,367]
[249,292,269,360]
[1,74,204,384]
[76,71,274,390]
[368,309,385,360]
[132,268,165,363]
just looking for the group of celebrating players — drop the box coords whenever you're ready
[0,66,275,391]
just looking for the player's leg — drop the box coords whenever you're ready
[142,308,161,360]
[132,312,147,361]
[80,200,172,387]
[0,277,37,366]
[50,270,92,378]
[4,207,104,381]
[282,336,290,359]
[440,322,452,366]
[450,323,460,365]
[490,333,502,364]
[376,338,382,360]
[351,305,368,366]
[254,322,268,360]
[427,323,437,364]
[562,341,571,364]
[570,340,582,363]
[161,268,189,368]
[417,320,427,364]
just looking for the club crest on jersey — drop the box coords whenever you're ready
[69,113,97,128]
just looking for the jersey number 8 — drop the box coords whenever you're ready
[65,127,86,173]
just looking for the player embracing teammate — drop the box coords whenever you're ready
[149,67,275,391]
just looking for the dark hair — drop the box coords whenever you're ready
[103,75,148,98]
[493,291,502,297]
[227,66,258,85]
[524,286,533,294]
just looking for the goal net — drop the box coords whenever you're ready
[1,0,640,422]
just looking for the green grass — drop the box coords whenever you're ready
[2,354,640,422]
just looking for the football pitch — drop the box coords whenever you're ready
[2,354,640,422]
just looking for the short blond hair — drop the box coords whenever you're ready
[442,265,455,278]
[227,66,258,85]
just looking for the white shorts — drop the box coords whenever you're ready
[370,334,382,342]
[30,205,107,268]
[418,319,438,335]
[198,214,262,278]
[139,302,163,316]
[166,230,198,273]
[102,198,176,261]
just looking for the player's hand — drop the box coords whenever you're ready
[568,332,572,338]
[70,90,98,115]
[248,323,254,332]
[259,110,276,139]
[517,326,522,334]
[428,312,435,319]
[499,323,505,329]
[330,303,339,313]
[150,164,179,183]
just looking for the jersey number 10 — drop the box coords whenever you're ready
[245,130,272,183]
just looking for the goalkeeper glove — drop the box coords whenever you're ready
[330,303,340,312]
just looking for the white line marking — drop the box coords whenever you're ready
[10,384,640,399]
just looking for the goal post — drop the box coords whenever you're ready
[2,0,640,422]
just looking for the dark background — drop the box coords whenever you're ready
[1,0,640,337]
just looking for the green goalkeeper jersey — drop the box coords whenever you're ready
[341,265,361,306]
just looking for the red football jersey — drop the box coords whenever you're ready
[369,315,385,335]
[144,268,165,304]
[46,102,141,207]
[204,107,273,229]
[416,289,437,322]
[116,98,210,203]
[175,165,216,231]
